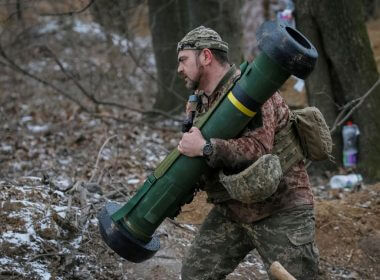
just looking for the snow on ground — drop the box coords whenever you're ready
[0,177,83,279]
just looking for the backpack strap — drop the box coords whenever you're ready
[272,112,305,175]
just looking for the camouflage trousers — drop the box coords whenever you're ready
[181,205,319,280]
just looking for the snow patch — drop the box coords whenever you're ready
[127,178,140,184]
[27,124,50,133]
[73,19,106,40]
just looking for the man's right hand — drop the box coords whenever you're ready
[178,127,206,157]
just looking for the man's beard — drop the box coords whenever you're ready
[185,76,200,90]
[184,65,202,90]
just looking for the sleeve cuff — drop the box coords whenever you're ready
[205,138,223,168]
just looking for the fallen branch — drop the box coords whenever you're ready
[154,254,176,260]
[89,135,118,183]
[103,189,127,199]
[30,252,65,262]
[346,248,354,265]
[167,218,197,233]
[52,210,78,235]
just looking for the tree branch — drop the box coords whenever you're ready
[306,76,380,169]
[330,76,380,134]
[40,0,96,16]
[0,44,90,112]
[126,40,186,102]
[41,45,184,121]
[40,46,98,104]
[1,43,183,121]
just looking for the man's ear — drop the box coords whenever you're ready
[201,48,212,66]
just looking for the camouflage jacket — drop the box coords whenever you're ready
[190,64,314,223]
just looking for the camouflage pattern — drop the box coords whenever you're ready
[188,65,314,223]
[177,26,229,53]
[181,205,319,280]
[291,107,333,161]
[200,78,314,223]
[181,57,318,279]
[219,154,283,204]
[272,118,305,175]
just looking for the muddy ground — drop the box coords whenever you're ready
[1,107,380,280]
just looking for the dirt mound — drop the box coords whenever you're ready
[316,183,380,279]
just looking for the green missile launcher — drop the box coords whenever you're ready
[98,21,318,263]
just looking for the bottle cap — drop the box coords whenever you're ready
[346,121,353,126]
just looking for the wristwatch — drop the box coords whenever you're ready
[202,139,213,158]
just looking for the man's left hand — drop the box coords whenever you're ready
[178,127,206,157]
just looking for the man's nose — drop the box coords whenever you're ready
[177,64,183,75]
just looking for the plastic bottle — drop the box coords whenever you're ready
[277,0,295,28]
[342,121,360,168]
[330,174,363,189]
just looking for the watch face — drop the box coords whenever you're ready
[203,142,213,156]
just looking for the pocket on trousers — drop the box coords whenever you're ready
[286,223,314,246]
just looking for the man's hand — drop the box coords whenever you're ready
[178,127,206,157]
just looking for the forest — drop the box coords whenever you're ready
[0,0,380,279]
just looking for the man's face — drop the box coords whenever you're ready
[177,49,203,90]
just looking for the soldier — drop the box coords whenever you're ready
[176,26,319,279]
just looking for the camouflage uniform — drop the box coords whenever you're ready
[178,26,319,280]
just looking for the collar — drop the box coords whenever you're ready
[210,64,237,96]
[207,64,239,106]
[195,64,239,113]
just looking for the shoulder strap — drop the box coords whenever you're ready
[154,66,240,179]
[272,113,305,174]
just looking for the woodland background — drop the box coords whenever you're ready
[0,0,380,279]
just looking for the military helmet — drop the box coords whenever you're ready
[177,26,229,53]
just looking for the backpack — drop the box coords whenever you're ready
[291,106,332,161]
[272,106,332,175]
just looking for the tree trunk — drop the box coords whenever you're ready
[294,0,380,181]
[363,0,380,19]
[148,0,189,113]
[293,0,341,175]
[187,0,244,65]
[90,0,137,36]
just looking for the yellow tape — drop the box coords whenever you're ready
[227,92,256,117]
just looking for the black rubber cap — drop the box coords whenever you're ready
[256,21,318,79]
[98,202,160,263]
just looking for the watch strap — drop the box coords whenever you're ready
[202,139,213,158]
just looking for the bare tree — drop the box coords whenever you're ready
[90,1,244,113]
[187,0,244,65]
[146,0,244,113]
[147,0,189,113]
[294,0,380,181]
